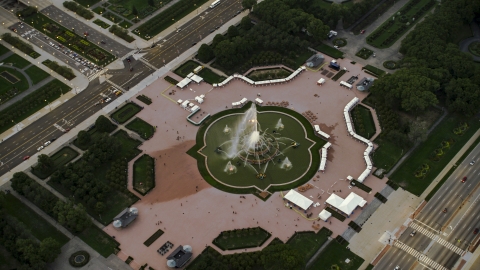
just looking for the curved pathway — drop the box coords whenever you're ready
[459,22,480,62]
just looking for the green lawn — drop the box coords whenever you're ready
[78,225,119,257]
[363,65,386,77]
[111,103,142,123]
[133,154,155,195]
[286,228,331,262]
[294,51,315,67]
[112,129,142,160]
[367,0,436,48]
[174,60,201,78]
[351,104,376,139]
[32,146,79,179]
[307,240,364,270]
[0,67,29,96]
[93,19,111,29]
[2,53,30,68]
[74,0,100,7]
[198,68,226,84]
[0,193,70,246]
[24,65,50,85]
[125,117,155,139]
[389,115,480,195]
[213,227,271,250]
[0,44,9,56]
[372,137,405,172]
[119,21,133,29]
[315,43,344,59]
[102,12,123,23]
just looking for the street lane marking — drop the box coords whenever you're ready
[410,222,464,255]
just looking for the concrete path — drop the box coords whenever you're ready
[0,50,13,61]
[0,76,53,112]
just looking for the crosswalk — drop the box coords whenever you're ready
[394,241,448,270]
[409,222,464,255]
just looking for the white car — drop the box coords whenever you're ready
[394,266,400,270]
[104,97,112,103]
[470,160,476,165]
[44,141,51,147]
[37,146,44,151]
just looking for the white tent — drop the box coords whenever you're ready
[191,74,204,83]
[176,78,191,89]
[318,209,332,221]
[326,192,367,216]
[317,78,325,85]
[284,190,313,211]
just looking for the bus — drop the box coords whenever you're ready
[209,0,220,9]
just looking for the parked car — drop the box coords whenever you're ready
[361,29,366,34]
[44,141,51,147]
[23,156,30,161]
[474,228,479,234]
[37,146,44,151]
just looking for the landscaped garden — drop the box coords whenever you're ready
[93,19,111,29]
[332,38,347,47]
[102,11,123,23]
[24,65,50,85]
[42,59,76,80]
[143,229,164,247]
[136,94,152,105]
[174,60,201,78]
[3,53,30,68]
[63,1,94,20]
[108,0,171,21]
[109,25,135,42]
[111,102,142,123]
[389,115,480,195]
[351,104,376,139]
[126,117,155,139]
[74,0,100,7]
[0,79,69,134]
[133,0,210,39]
[355,47,374,60]
[213,227,271,250]
[362,65,386,77]
[331,70,346,81]
[366,0,436,48]
[246,68,292,81]
[383,60,398,70]
[197,68,226,84]
[0,67,29,105]
[307,240,364,270]
[20,11,115,66]
[286,228,331,262]
[31,146,79,179]
[133,154,155,195]
[1,33,40,58]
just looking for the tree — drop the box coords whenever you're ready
[306,18,329,42]
[53,201,91,232]
[95,115,113,133]
[39,238,61,262]
[211,34,226,49]
[148,0,155,7]
[95,202,105,213]
[240,16,252,31]
[197,44,215,63]
[77,130,91,146]
[242,0,256,10]
[132,5,138,17]
[227,25,240,38]
[37,154,54,171]
[445,78,480,116]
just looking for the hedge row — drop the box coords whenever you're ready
[351,179,372,193]
[63,1,94,20]
[325,207,346,222]
[1,33,40,58]
[42,59,76,80]
[109,25,135,43]
[374,192,388,203]
[348,221,362,233]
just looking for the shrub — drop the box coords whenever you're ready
[63,1,94,20]
[109,25,135,43]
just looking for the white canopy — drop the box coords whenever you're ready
[326,192,367,216]
[317,78,325,85]
[284,189,313,211]
[176,78,191,89]
[191,74,203,83]
[318,209,332,221]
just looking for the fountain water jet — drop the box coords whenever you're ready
[280,157,293,171]
[275,118,284,131]
[223,125,231,134]
[224,161,237,175]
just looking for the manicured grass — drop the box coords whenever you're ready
[2,53,30,68]
[143,229,164,247]
[74,0,100,7]
[0,44,9,56]
[351,104,376,139]
[372,137,405,172]
[0,193,70,246]
[133,154,155,195]
[32,146,79,179]
[77,225,119,257]
[362,64,386,77]
[355,47,373,60]
[307,240,364,270]
[125,117,154,139]
[24,13,115,66]
[367,0,436,48]
[119,21,133,29]
[133,0,210,40]
[92,6,106,14]
[0,79,69,134]
[174,60,201,78]
[103,11,123,23]
[24,65,50,85]
[425,135,480,201]
[0,67,29,96]
[315,43,344,59]
[286,228,331,262]
[111,103,142,124]
[112,129,143,161]
[93,19,111,29]
[198,68,226,84]
[213,227,271,250]
[294,51,315,67]
[389,115,480,196]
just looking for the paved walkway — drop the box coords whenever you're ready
[0,50,13,61]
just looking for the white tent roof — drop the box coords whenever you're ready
[326,192,367,216]
[191,74,203,83]
[318,209,332,221]
[284,189,313,211]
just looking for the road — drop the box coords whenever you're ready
[143,0,243,68]
[0,0,242,177]
[374,145,480,270]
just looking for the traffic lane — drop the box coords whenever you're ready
[447,204,480,248]
[41,5,130,56]
[427,242,461,268]
[399,228,433,253]
[0,82,113,176]
[107,61,154,90]
[145,0,242,64]
[374,246,416,270]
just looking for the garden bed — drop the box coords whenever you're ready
[174,60,202,78]
[246,67,292,81]
[111,102,142,124]
[143,229,164,247]
[325,207,346,222]
[133,154,156,195]
[93,19,111,29]
[125,117,154,139]
[136,94,152,105]
[331,70,346,81]
[42,59,76,80]
[197,68,226,84]
[31,146,79,179]
[1,33,40,58]
[351,104,376,139]
[355,47,373,60]
[212,227,271,251]
[362,65,386,77]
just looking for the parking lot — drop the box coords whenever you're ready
[10,22,102,80]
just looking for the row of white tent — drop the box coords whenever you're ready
[344,97,374,183]
[255,98,263,104]
[319,142,332,172]
[194,94,205,104]
[314,124,330,139]
[178,99,200,112]
[232,97,248,107]
[213,67,306,88]
[176,73,204,89]
[340,81,353,89]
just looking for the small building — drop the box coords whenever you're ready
[305,54,325,68]
[356,77,375,91]
[113,207,138,228]
[166,245,193,268]
[283,189,313,212]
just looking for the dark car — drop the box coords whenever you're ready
[191,42,197,47]
[461,176,467,183]
[474,228,479,234]
[443,208,447,213]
